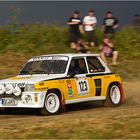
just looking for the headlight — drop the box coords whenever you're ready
[25,84,34,92]
[5,84,14,94]
[13,86,22,96]
[0,84,5,95]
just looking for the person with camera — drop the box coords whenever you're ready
[99,37,118,65]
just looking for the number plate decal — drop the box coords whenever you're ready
[2,98,17,106]
[76,79,90,96]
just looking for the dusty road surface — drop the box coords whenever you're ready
[0,81,139,139]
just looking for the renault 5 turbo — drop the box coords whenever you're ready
[0,54,125,115]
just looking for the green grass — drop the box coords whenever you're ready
[0,24,139,139]
[0,24,140,80]
[0,107,139,139]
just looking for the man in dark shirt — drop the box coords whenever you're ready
[102,11,119,38]
[67,11,82,49]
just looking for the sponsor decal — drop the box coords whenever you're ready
[1,83,25,88]
[39,82,44,86]
[76,79,89,96]
[67,83,74,97]
[31,56,68,61]
[59,80,64,83]
[35,87,48,91]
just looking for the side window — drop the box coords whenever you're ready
[68,58,88,75]
[87,57,105,73]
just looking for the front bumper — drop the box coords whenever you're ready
[0,92,46,108]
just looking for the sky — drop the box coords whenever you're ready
[0,1,140,26]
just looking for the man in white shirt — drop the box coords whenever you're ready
[83,10,97,46]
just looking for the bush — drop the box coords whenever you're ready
[0,24,139,80]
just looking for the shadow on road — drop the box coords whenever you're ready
[0,101,104,116]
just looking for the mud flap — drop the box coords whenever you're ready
[118,83,125,103]
[62,94,66,112]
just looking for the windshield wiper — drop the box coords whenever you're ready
[31,70,46,74]
[20,70,31,75]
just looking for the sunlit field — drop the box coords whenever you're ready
[0,24,140,139]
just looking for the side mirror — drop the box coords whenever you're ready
[67,71,76,78]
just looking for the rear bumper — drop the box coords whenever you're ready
[0,92,46,108]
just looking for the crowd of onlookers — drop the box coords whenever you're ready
[67,10,139,65]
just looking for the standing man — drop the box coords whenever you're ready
[102,11,119,38]
[83,10,97,47]
[67,11,82,49]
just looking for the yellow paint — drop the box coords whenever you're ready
[34,74,122,101]
[10,77,31,80]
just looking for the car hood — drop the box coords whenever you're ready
[0,74,65,87]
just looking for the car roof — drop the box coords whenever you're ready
[33,53,100,59]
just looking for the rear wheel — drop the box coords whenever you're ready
[106,83,122,106]
[40,90,62,115]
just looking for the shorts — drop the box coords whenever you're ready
[105,52,113,57]
[103,33,115,39]
[70,33,80,43]
[102,48,115,57]
[85,31,95,42]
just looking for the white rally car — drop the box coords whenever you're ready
[0,54,125,115]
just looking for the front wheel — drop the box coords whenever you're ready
[106,83,122,107]
[40,90,62,115]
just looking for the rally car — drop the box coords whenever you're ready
[0,53,125,115]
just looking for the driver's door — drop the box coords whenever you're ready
[65,57,91,100]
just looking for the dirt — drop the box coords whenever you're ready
[0,81,139,139]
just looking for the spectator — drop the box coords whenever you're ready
[99,37,118,65]
[102,11,119,38]
[67,11,82,49]
[83,10,97,47]
[76,39,90,54]
[132,14,140,27]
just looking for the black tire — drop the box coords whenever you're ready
[106,83,122,107]
[40,90,62,116]
[0,108,13,114]
[100,100,106,106]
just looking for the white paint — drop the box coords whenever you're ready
[110,85,121,104]
[45,93,60,113]
[65,96,106,104]
[0,92,46,108]
[76,79,90,96]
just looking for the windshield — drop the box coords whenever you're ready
[19,57,68,75]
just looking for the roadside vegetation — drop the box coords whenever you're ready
[0,6,139,139]
[0,24,140,80]
[0,22,139,139]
